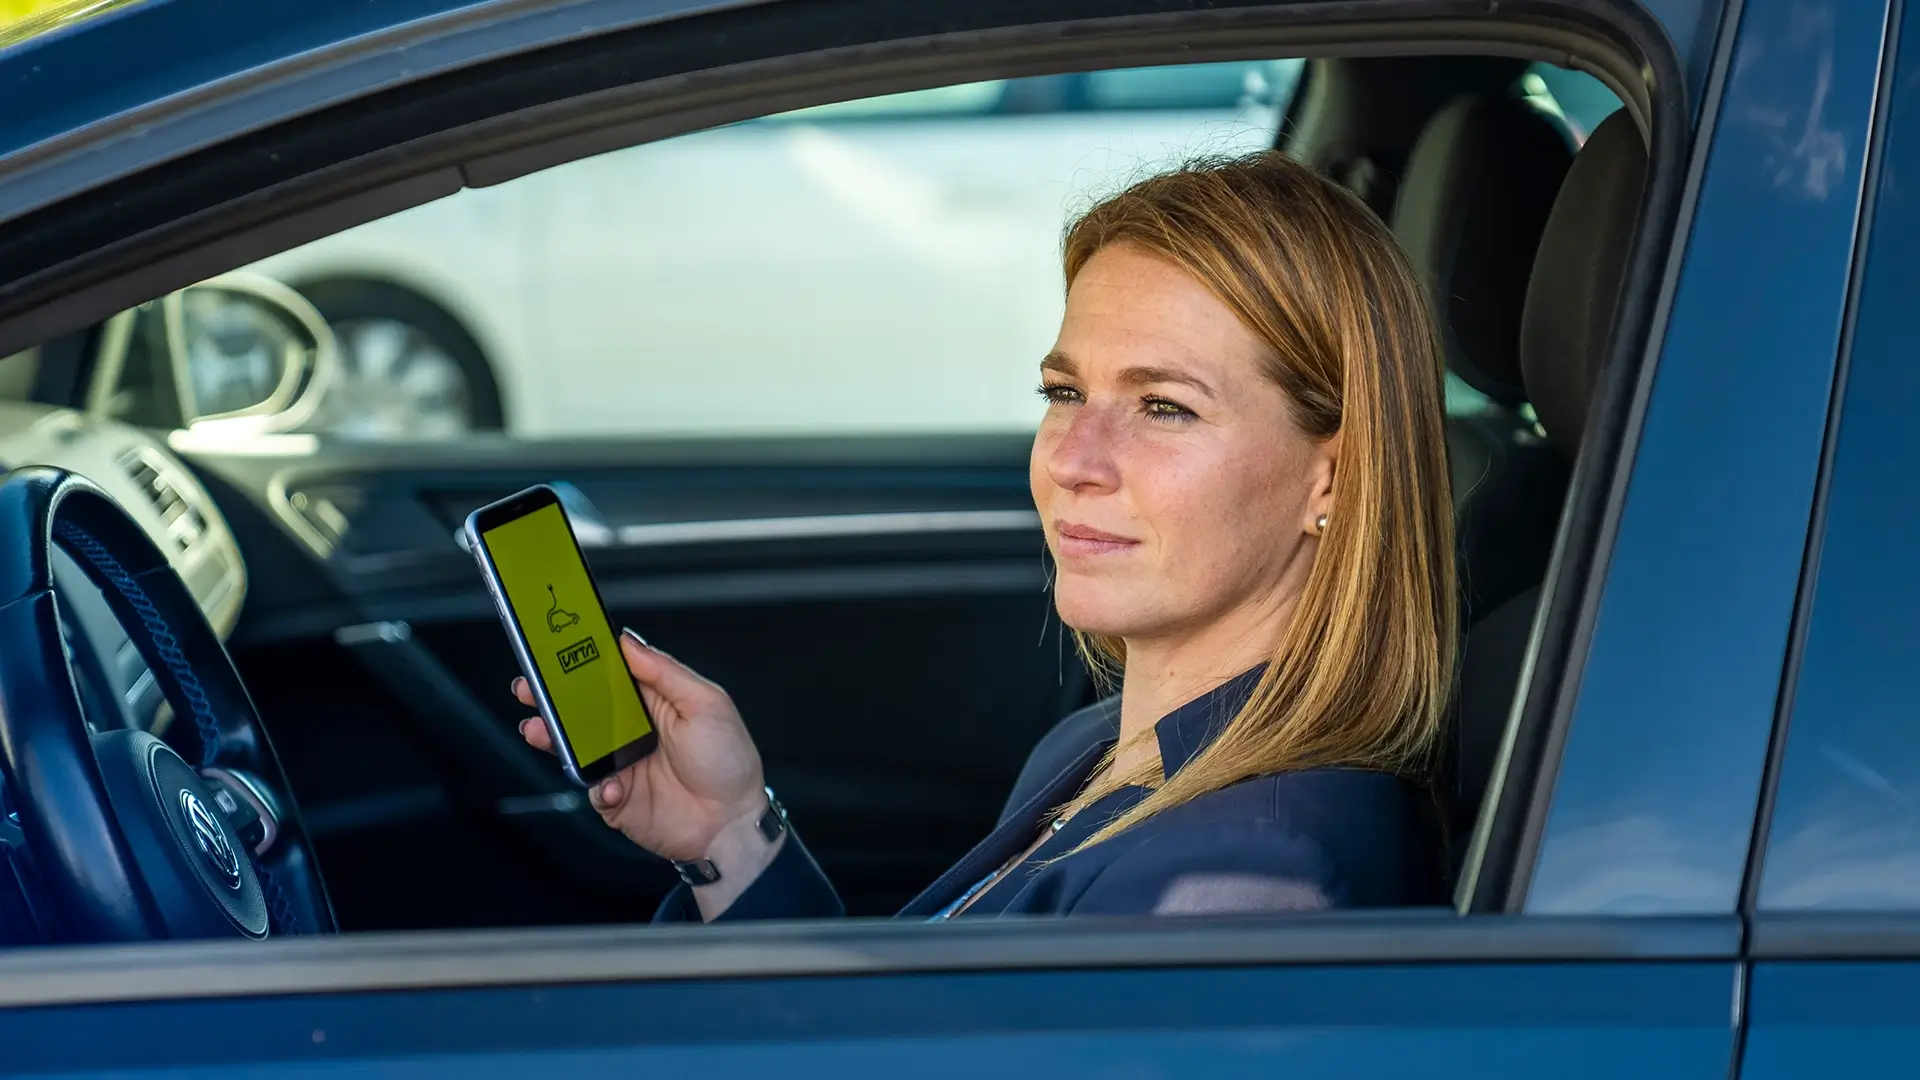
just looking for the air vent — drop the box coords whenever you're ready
[118,448,207,550]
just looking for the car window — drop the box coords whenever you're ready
[85,57,1594,443]
[766,80,1014,122]
[1083,61,1300,110]
[1521,63,1623,144]
[227,60,1300,441]
[768,61,1305,123]
[1757,4,1920,910]
[0,348,37,400]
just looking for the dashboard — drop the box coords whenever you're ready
[0,401,247,734]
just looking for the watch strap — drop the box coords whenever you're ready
[672,787,787,887]
[671,857,721,886]
[757,786,789,843]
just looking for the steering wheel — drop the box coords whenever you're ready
[0,468,334,942]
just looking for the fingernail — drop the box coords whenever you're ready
[621,627,650,649]
[517,719,531,735]
[511,677,524,693]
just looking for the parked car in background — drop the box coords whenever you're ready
[246,63,1304,438]
[243,60,1613,439]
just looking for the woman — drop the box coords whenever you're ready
[515,150,1458,920]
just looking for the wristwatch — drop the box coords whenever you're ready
[671,787,788,887]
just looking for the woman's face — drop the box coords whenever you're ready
[1031,244,1337,646]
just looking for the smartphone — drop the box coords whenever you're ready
[464,484,658,786]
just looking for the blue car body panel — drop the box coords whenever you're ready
[1743,962,1920,1078]
[1526,0,1895,916]
[1755,0,1920,913]
[0,0,767,224]
[3,960,1738,1078]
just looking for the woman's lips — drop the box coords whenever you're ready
[1054,521,1141,558]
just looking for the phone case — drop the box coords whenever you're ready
[463,502,593,788]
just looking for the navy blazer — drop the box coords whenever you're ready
[655,668,1447,922]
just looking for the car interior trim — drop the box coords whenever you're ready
[0,913,1743,1009]
[447,510,1045,553]
[342,564,1051,627]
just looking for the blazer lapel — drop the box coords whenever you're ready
[896,738,1110,918]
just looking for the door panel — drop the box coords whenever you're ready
[0,956,1738,1078]
[179,434,1089,925]
[1742,961,1920,1077]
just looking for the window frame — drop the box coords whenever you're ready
[0,0,1708,1002]
[0,912,1742,1009]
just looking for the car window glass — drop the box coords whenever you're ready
[1083,60,1302,110]
[1759,4,1920,910]
[1522,63,1623,143]
[766,80,1011,122]
[0,349,37,400]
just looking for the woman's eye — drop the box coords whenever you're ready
[1037,382,1083,405]
[1142,396,1198,421]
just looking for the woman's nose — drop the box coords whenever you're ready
[1045,405,1122,493]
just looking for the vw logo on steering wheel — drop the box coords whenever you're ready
[178,790,243,891]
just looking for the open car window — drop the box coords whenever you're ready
[225,60,1302,441]
[68,57,1619,446]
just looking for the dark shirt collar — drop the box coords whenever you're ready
[1148,665,1267,777]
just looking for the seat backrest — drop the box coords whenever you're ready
[1447,109,1648,874]
[1391,92,1574,621]
[1393,92,1572,405]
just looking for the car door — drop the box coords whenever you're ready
[1737,0,1920,1069]
[0,0,1859,1074]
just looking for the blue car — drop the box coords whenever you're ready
[0,0,1913,1075]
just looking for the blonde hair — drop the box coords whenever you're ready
[1055,151,1457,849]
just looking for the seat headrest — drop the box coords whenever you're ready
[1518,110,1647,453]
[1392,94,1574,405]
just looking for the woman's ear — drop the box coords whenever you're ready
[1306,431,1340,536]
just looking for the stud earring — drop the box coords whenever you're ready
[1315,513,1329,534]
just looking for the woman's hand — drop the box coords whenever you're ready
[514,632,777,908]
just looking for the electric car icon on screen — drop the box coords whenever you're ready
[546,585,581,634]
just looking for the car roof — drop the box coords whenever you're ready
[0,0,1709,236]
[0,0,762,220]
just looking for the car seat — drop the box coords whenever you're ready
[1447,109,1649,874]
[1391,90,1576,623]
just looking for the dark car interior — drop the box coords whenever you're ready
[0,46,1649,940]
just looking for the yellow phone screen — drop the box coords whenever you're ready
[482,503,651,766]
